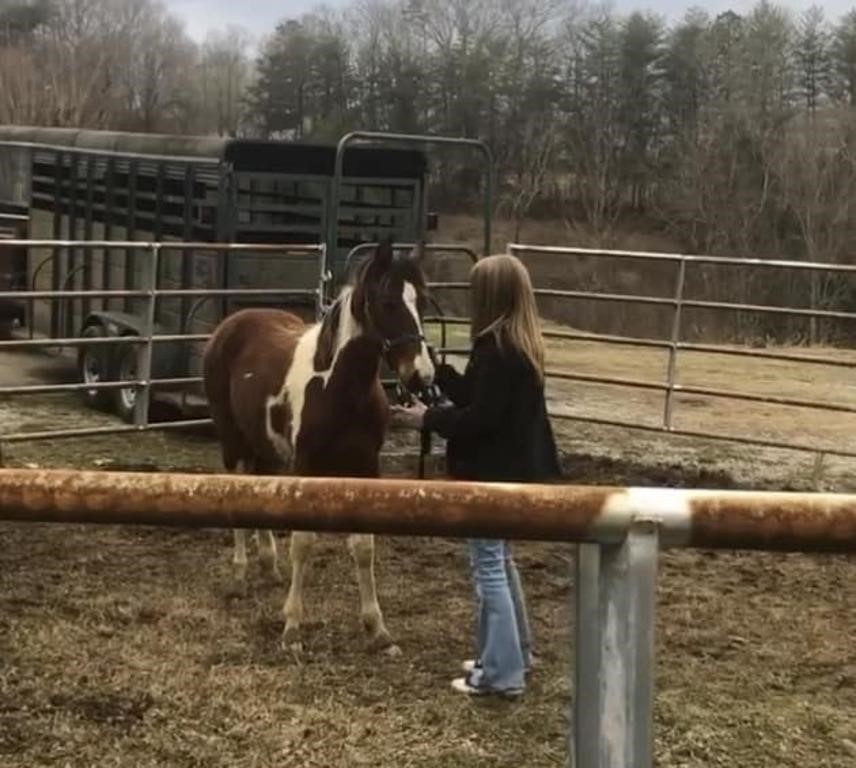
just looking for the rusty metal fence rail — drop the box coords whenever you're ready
[0,240,326,442]
[1,467,854,768]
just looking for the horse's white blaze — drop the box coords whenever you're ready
[403,281,435,383]
[279,288,361,449]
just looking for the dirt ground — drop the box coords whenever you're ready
[1,219,855,766]
[1,400,855,767]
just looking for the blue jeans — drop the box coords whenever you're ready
[467,539,531,692]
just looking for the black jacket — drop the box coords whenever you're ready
[423,333,561,483]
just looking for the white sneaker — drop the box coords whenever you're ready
[462,655,537,674]
[450,676,523,699]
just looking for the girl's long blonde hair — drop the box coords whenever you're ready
[469,253,545,381]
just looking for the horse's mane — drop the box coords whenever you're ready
[313,292,345,371]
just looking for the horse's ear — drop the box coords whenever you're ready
[371,236,394,272]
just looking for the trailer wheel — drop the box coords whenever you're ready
[113,340,140,424]
[77,323,114,412]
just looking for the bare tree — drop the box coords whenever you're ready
[114,0,198,132]
[772,110,856,343]
[0,44,50,123]
[199,26,252,136]
[564,9,624,235]
[35,0,125,127]
[501,117,559,240]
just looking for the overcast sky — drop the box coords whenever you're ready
[167,0,337,43]
[167,0,856,45]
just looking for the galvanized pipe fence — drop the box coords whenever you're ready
[0,240,326,442]
[518,243,856,461]
[2,237,856,466]
[0,467,854,768]
[0,238,479,444]
[426,243,856,462]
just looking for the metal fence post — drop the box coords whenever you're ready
[134,243,159,428]
[573,520,659,768]
[318,243,330,317]
[573,543,602,768]
[662,257,687,430]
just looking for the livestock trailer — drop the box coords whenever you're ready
[0,126,434,420]
[0,200,27,331]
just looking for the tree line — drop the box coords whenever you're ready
[240,0,856,341]
[0,0,250,136]
[4,0,856,341]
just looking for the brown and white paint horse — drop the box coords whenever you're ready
[202,240,434,655]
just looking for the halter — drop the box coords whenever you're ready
[322,291,428,359]
[382,333,426,354]
[357,292,427,361]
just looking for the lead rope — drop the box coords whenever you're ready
[414,295,451,480]
[394,343,445,480]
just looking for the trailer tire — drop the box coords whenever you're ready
[112,339,140,424]
[77,323,114,412]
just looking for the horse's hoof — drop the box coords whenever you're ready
[369,631,401,656]
[281,627,303,657]
[260,565,284,585]
[259,555,284,584]
[225,577,248,598]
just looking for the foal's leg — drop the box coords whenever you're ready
[348,533,399,655]
[257,530,283,583]
[282,530,317,653]
[228,462,250,594]
[248,458,284,583]
[232,528,249,591]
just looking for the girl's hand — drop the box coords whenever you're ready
[389,401,427,429]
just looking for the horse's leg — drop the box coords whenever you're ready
[248,458,284,584]
[231,528,249,593]
[282,530,316,653]
[257,530,283,583]
[226,461,251,595]
[209,386,253,596]
[347,533,399,656]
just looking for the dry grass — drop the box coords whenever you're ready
[544,334,856,447]
[1,435,855,768]
[434,212,680,255]
[426,319,856,489]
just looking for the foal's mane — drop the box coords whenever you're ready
[313,292,344,372]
